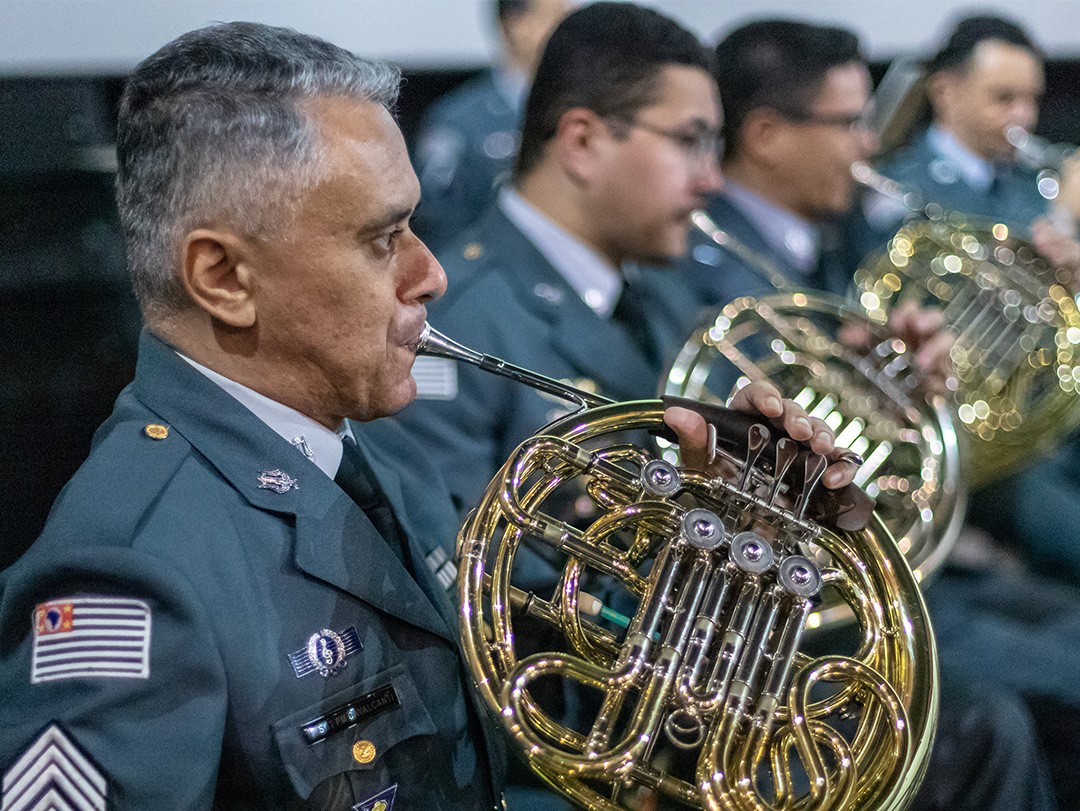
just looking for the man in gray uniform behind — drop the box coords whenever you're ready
[413,0,570,250]
[400,2,725,525]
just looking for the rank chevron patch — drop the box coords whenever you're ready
[2,724,106,811]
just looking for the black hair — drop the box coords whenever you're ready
[514,1,710,178]
[495,0,531,27]
[714,19,863,159]
[927,14,1042,74]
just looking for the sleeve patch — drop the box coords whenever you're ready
[31,598,151,684]
[353,784,397,811]
[411,356,459,401]
[2,724,106,811]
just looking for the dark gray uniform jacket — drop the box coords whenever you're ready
[878,129,1050,228]
[0,331,504,810]
[412,70,521,252]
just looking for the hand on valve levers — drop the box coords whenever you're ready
[663,380,860,491]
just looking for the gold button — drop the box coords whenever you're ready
[352,739,376,764]
[144,424,169,440]
[463,242,484,260]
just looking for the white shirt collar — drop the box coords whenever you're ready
[492,63,529,114]
[178,353,347,479]
[927,124,996,192]
[722,180,821,275]
[498,186,623,317]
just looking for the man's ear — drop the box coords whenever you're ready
[550,107,609,183]
[179,229,257,328]
[737,108,788,166]
[927,71,956,114]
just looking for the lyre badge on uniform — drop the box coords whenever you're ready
[353,784,397,811]
[288,626,362,679]
[257,468,298,494]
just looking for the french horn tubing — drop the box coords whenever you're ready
[416,324,938,810]
[665,214,965,626]
[852,160,1080,486]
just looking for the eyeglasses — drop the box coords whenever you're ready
[613,117,724,166]
[779,109,873,134]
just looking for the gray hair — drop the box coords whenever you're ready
[115,21,401,320]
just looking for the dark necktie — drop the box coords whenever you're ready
[612,280,661,368]
[335,436,412,573]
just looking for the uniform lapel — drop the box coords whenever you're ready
[486,208,657,401]
[131,331,453,644]
[349,423,461,631]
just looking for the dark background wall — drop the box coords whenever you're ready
[3,59,1080,567]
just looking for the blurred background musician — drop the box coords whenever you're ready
[411,0,571,250]
[398,1,719,527]
[675,19,1080,809]
[870,15,1080,592]
[677,20,950,382]
[874,14,1079,237]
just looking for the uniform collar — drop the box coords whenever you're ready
[927,124,996,191]
[722,180,821,276]
[177,353,345,479]
[492,63,528,114]
[498,186,623,317]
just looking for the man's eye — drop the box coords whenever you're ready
[374,228,405,253]
[675,133,700,151]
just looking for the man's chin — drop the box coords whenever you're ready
[635,235,687,267]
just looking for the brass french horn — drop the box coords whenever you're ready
[664,214,965,625]
[417,324,938,810]
[852,160,1080,486]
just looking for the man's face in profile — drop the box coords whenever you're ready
[932,40,1044,162]
[238,96,447,427]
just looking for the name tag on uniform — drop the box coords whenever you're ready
[300,684,400,745]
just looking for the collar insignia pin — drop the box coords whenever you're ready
[291,436,315,462]
[257,469,299,494]
[353,784,397,811]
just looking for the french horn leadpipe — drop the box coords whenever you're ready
[1006,125,1076,173]
[851,161,1080,486]
[415,322,938,811]
[416,323,610,409]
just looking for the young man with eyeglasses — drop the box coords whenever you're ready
[397,2,723,520]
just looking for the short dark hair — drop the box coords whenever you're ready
[927,15,1042,74]
[715,20,863,159]
[116,21,399,321]
[514,2,710,178]
[495,0,530,28]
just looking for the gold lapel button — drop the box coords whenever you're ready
[463,242,484,260]
[352,739,376,764]
[144,424,169,440]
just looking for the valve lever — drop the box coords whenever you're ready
[738,423,770,490]
[795,454,829,521]
[767,437,799,505]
